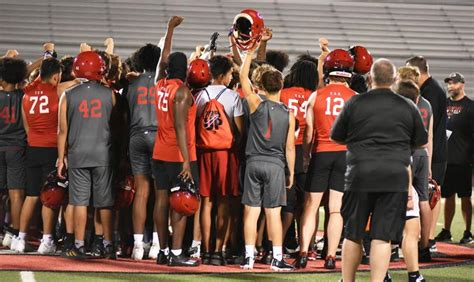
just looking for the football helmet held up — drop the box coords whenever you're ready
[232,9,265,51]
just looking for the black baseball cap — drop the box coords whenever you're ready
[444,72,465,83]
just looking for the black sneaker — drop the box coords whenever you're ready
[294,253,307,269]
[156,250,168,265]
[201,252,211,265]
[324,255,336,269]
[429,239,437,253]
[435,228,452,242]
[239,256,254,270]
[460,230,473,244]
[262,250,273,265]
[62,246,87,260]
[270,258,295,271]
[168,252,200,267]
[90,237,104,257]
[418,247,432,263]
[384,272,393,282]
[62,237,74,253]
[390,247,399,262]
[210,252,227,266]
[103,244,116,260]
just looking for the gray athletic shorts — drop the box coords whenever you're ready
[242,159,286,208]
[69,167,114,208]
[412,153,429,202]
[129,131,156,176]
[0,149,26,190]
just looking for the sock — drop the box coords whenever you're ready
[245,245,255,259]
[42,234,53,244]
[75,240,84,249]
[408,271,420,282]
[273,246,283,261]
[152,232,159,244]
[191,240,201,248]
[134,234,144,244]
[103,240,112,248]
[18,232,26,240]
[161,247,170,255]
[171,249,182,256]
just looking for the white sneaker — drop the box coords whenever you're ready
[38,240,57,255]
[240,257,255,270]
[10,236,19,251]
[131,242,144,260]
[188,244,201,259]
[148,243,160,260]
[15,238,26,253]
[2,232,13,248]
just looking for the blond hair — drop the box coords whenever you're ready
[397,66,420,84]
[251,64,277,90]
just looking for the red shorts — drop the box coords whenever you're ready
[198,149,230,197]
[227,148,240,197]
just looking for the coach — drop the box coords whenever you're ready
[331,59,428,282]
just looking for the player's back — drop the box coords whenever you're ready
[280,87,312,145]
[126,72,158,136]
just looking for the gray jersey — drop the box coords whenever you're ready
[245,99,290,167]
[66,81,114,168]
[126,72,157,136]
[413,97,433,157]
[0,89,26,150]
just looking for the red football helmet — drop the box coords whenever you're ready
[323,49,355,78]
[114,175,135,210]
[232,9,265,51]
[40,169,69,209]
[73,51,105,81]
[187,59,211,89]
[428,178,441,210]
[169,177,200,216]
[348,46,373,75]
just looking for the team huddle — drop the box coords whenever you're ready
[0,9,473,282]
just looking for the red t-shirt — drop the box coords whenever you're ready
[152,79,197,162]
[312,84,356,152]
[22,79,59,147]
[280,87,313,145]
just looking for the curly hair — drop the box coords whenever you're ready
[397,66,420,84]
[132,43,161,72]
[265,50,289,72]
[251,63,277,90]
[60,56,75,82]
[0,57,27,84]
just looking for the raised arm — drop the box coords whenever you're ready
[155,16,184,83]
[317,38,330,89]
[104,38,114,55]
[239,45,261,113]
[256,27,272,62]
[229,35,242,66]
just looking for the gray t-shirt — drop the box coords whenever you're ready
[195,85,244,126]
[0,89,26,150]
[126,72,158,136]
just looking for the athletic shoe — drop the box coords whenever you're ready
[460,230,473,244]
[239,256,255,270]
[428,239,437,252]
[148,243,160,260]
[262,250,273,265]
[210,252,227,266]
[390,247,400,262]
[384,272,393,282]
[270,258,295,271]
[307,250,317,261]
[62,246,87,260]
[38,240,57,255]
[435,228,452,242]
[294,253,308,269]
[418,247,432,263]
[103,244,117,260]
[168,252,200,267]
[2,232,13,248]
[187,244,201,259]
[10,236,19,251]
[409,273,426,282]
[15,238,28,253]
[324,255,336,269]
[156,250,168,265]
[201,252,211,265]
[131,242,144,260]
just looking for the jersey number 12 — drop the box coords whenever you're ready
[325,97,344,116]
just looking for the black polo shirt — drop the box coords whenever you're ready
[446,96,474,165]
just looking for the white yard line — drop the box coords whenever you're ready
[20,271,36,282]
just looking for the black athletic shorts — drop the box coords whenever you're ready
[69,167,114,208]
[152,160,199,191]
[431,162,447,186]
[0,148,26,190]
[25,147,57,197]
[411,153,429,202]
[442,164,472,198]
[305,151,346,193]
[129,131,156,176]
[283,173,305,214]
[342,191,407,243]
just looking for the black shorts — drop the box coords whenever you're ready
[25,147,57,197]
[442,164,472,198]
[431,162,447,186]
[242,160,286,208]
[0,148,26,190]
[412,153,429,202]
[282,173,305,214]
[152,160,199,190]
[342,191,407,243]
[69,167,114,208]
[129,131,156,176]
[305,151,346,193]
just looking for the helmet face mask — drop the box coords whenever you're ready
[232,9,264,51]
[40,169,69,209]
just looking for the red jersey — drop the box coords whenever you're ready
[152,79,197,162]
[22,79,59,147]
[312,84,356,152]
[280,87,312,145]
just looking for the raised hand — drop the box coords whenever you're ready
[168,16,184,29]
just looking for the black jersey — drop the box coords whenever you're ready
[0,89,26,150]
[446,96,474,165]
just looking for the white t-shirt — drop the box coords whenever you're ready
[195,85,244,123]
